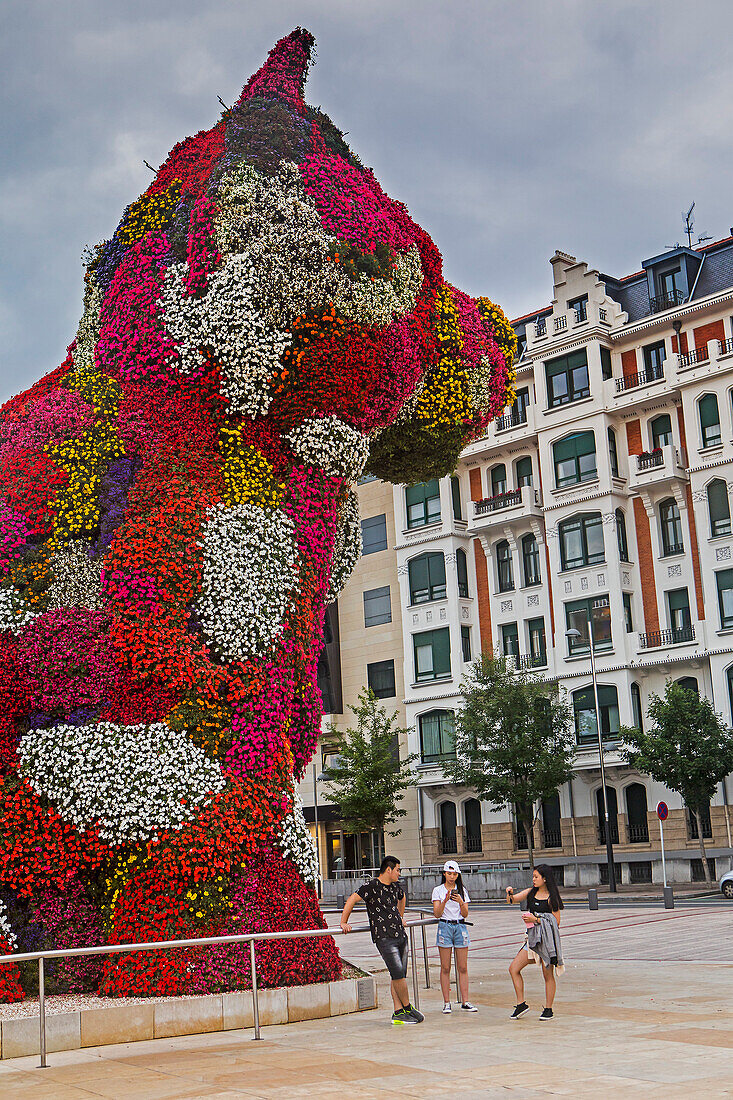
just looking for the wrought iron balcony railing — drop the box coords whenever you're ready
[542,828,562,849]
[678,346,710,367]
[518,652,548,670]
[636,449,664,470]
[627,823,650,843]
[474,489,522,515]
[615,366,664,392]
[649,290,684,313]
[639,624,695,649]
[495,408,528,432]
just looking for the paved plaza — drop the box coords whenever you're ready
[0,904,731,1098]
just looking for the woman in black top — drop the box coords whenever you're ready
[505,864,563,1020]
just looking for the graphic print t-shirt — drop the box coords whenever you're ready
[357,878,406,943]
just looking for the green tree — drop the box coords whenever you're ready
[447,655,575,870]
[321,689,418,867]
[621,680,733,883]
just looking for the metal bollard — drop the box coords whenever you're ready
[38,957,47,1068]
[588,888,599,910]
[336,893,345,909]
[663,886,674,909]
[409,926,420,1012]
[250,939,262,1040]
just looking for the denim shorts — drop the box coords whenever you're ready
[436,920,470,948]
[375,936,409,980]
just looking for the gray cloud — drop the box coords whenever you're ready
[2,0,733,401]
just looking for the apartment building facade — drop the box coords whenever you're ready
[301,231,733,888]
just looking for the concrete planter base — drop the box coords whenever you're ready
[0,975,377,1060]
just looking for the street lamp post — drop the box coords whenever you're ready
[312,765,331,900]
[566,621,617,892]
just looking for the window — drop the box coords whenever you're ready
[361,514,387,554]
[490,463,507,496]
[496,539,514,592]
[573,684,620,745]
[420,710,455,763]
[707,479,731,537]
[559,512,604,570]
[600,346,613,380]
[650,413,672,450]
[727,666,733,723]
[413,628,451,682]
[456,548,469,598]
[716,569,733,629]
[629,861,652,883]
[501,621,520,659]
[409,552,446,604]
[363,586,391,627]
[461,625,472,663]
[659,498,683,555]
[541,793,562,848]
[658,266,682,302]
[545,348,590,407]
[516,456,533,487]
[450,476,462,520]
[698,394,722,448]
[687,807,712,842]
[522,533,541,586]
[623,592,633,632]
[631,682,643,732]
[464,799,482,852]
[616,509,629,562]
[515,387,530,420]
[642,340,666,378]
[569,294,588,322]
[691,857,716,881]
[528,617,547,665]
[553,431,597,488]
[440,801,458,852]
[367,659,396,699]
[565,596,612,653]
[608,427,619,477]
[666,588,691,634]
[675,676,698,694]
[406,479,441,528]
[596,786,619,845]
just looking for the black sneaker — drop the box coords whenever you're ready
[405,1004,425,1023]
[539,1008,554,1021]
[510,1002,530,1019]
[391,1008,419,1025]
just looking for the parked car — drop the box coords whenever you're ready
[720,869,733,899]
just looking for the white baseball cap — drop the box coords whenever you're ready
[443,860,461,873]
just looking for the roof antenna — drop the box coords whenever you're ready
[683,202,695,248]
[217,96,231,112]
[143,160,156,173]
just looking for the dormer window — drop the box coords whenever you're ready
[569,295,588,322]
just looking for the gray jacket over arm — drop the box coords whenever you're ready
[526,912,565,975]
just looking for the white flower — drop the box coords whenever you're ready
[276,788,318,886]
[0,899,16,949]
[0,587,38,634]
[18,721,225,845]
[74,266,103,373]
[285,417,370,481]
[196,501,298,660]
[326,489,361,601]
[47,541,104,610]
[331,246,423,328]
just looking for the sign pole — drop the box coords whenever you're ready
[659,815,667,888]
[656,801,672,906]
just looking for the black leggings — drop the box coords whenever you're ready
[376,937,409,980]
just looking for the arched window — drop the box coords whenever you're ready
[608,427,619,477]
[631,681,643,733]
[559,512,604,570]
[595,785,619,844]
[616,509,629,562]
[464,799,482,852]
[699,393,722,448]
[553,431,596,488]
[440,801,458,854]
[522,533,541,586]
[625,783,649,843]
[496,539,514,592]
[450,475,462,520]
[409,552,446,604]
[707,478,731,537]
[516,456,533,488]
[650,413,672,450]
[659,498,684,555]
[420,710,455,764]
[456,548,469,598]
[727,666,733,723]
[541,793,562,848]
[490,463,507,496]
[573,684,620,745]
[675,676,699,695]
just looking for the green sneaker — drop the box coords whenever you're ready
[391,1008,419,1025]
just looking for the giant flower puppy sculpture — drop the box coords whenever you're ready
[0,29,516,998]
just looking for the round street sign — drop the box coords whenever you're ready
[657,801,669,821]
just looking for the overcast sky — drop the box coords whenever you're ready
[2,0,733,402]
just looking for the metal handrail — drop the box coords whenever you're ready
[0,914,439,1067]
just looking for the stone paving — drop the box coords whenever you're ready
[0,904,731,1097]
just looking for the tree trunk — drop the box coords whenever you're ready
[523,817,535,871]
[694,808,712,884]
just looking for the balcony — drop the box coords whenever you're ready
[639,624,696,650]
[470,485,542,536]
[475,489,522,514]
[495,408,528,432]
[627,443,688,493]
[678,346,710,368]
[649,290,684,313]
[615,365,664,393]
[720,337,733,357]
[518,652,548,671]
[554,315,567,332]
[627,822,650,843]
[535,319,547,338]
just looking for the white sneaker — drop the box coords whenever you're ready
[442,1002,452,1013]
[461,1002,478,1012]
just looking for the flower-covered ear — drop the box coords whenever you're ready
[238,27,315,113]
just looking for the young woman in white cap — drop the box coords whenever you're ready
[432,860,477,1013]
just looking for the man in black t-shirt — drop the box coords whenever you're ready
[341,856,424,1025]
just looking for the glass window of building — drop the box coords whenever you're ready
[650,413,672,450]
[707,478,731,537]
[569,294,588,322]
[408,552,446,604]
[666,588,691,635]
[659,498,684,555]
[456,548,469,598]
[573,684,620,745]
[565,595,612,653]
[367,659,396,699]
[363,586,392,627]
[698,393,722,448]
[553,431,597,488]
[545,348,590,407]
[528,617,546,665]
[616,509,629,561]
[559,512,604,570]
[522,533,541,586]
[500,621,520,659]
[461,625,472,663]
[361,514,388,554]
[405,479,441,528]
[716,569,733,629]
[675,675,699,694]
[419,710,455,763]
[413,628,451,682]
[600,346,613,380]
[727,666,733,722]
[608,427,619,477]
[490,463,507,496]
[496,539,514,591]
[642,340,666,378]
[623,592,633,632]
[450,476,462,520]
[515,387,530,421]
[631,682,643,732]
[516,455,533,487]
